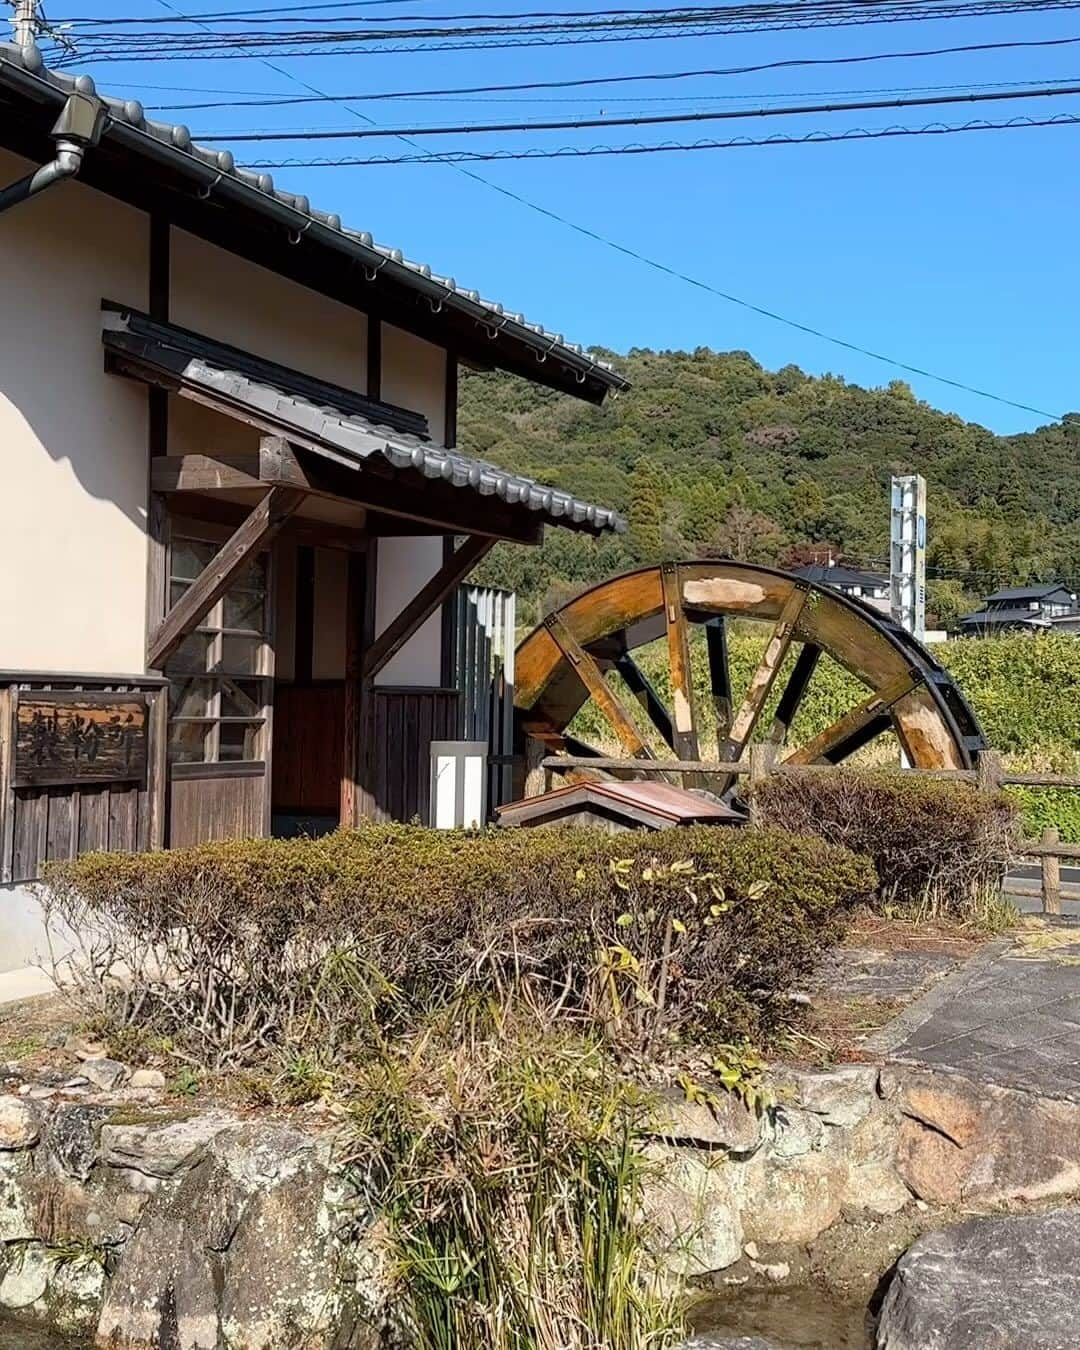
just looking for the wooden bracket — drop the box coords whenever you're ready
[362,534,494,683]
[146,484,305,670]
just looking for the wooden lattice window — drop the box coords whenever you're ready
[165,536,272,765]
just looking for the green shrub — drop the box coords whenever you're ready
[1008,786,1080,845]
[43,824,874,1068]
[750,770,1019,917]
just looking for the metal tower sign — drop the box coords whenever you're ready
[890,474,927,639]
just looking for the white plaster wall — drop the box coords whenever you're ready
[169,229,368,390]
[375,537,445,687]
[376,325,448,686]
[381,323,446,444]
[0,149,149,674]
[0,882,54,974]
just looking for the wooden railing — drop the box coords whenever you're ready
[537,747,1080,914]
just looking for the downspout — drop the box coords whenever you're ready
[0,88,106,216]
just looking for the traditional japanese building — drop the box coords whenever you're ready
[0,39,627,967]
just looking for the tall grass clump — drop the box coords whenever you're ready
[346,1008,683,1350]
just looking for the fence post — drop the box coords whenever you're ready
[747,743,778,828]
[976,749,1004,794]
[1042,827,1062,915]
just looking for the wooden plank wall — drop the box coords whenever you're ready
[169,769,265,849]
[272,683,462,826]
[0,675,168,884]
[372,687,462,824]
[272,683,347,817]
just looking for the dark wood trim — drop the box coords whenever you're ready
[294,544,315,687]
[439,352,460,687]
[149,213,171,322]
[171,760,266,781]
[146,212,172,669]
[367,317,382,401]
[341,541,379,826]
[147,486,305,669]
[444,349,458,448]
[440,535,456,689]
[363,535,495,682]
[0,686,15,884]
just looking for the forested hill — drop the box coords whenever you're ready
[458,348,1080,626]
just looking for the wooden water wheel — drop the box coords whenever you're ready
[513,561,985,795]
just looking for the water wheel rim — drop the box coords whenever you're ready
[514,560,985,772]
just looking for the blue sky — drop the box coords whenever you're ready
[48,1,1080,433]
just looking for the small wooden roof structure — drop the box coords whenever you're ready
[496,780,743,831]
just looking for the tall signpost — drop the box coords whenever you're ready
[890,474,927,641]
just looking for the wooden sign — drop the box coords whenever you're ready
[13,692,148,788]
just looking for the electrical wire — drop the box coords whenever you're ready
[141,35,1080,110]
[191,80,1080,139]
[98,0,1064,424]
[53,0,1080,64]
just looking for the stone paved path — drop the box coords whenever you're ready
[872,918,1080,1099]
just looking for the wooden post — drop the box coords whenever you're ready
[747,742,778,828]
[145,686,169,851]
[1042,826,1062,915]
[341,540,379,828]
[977,749,1004,794]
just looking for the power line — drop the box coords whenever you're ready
[141,34,1080,110]
[123,0,1066,426]
[193,80,1080,139]
[54,0,1080,63]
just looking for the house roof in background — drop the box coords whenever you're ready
[103,307,627,537]
[496,780,743,829]
[985,583,1074,603]
[958,606,1051,627]
[792,563,889,591]
[0,40,629,405]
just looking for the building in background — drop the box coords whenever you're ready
[791,561,891,614]
[958,584,1079,636]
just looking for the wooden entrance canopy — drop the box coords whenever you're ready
[102,304,625,827]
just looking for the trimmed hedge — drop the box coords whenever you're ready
[751,770,1019,915]
[43,823,875,1067]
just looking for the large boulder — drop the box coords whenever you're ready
[95,1119,387,1350]
[878,1209,1080,1349]
[882,1066,1080,1206]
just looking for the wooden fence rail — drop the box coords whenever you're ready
[537,747,1080,915]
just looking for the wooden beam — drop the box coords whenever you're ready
[720,586,808,763]
[545,614,655,763]
[152,442,544,545]
[662,563,701,768]
[147,485,305,670]
[362,535,495,682]
[783,672,917,766]
[614,651,675,750]
[768,642,822,745]
[705,616,733,753]
[342,542,379,826]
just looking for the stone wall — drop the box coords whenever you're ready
[4,1060,1080,1346]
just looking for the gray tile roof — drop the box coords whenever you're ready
[0,39,629,402]
[102,308,626,537]
[958,607,1050,627]
[985,583,1073,603]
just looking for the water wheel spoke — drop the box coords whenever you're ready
[720,587,808,762]
[705,616,733,752]
[783,671,918,766]
[545,614,656,763]
[614,650,676,751]
[769,643,822,745]
[661,564,701,771]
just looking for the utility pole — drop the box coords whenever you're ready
[890,474,927,641]
[12,0,37,49]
